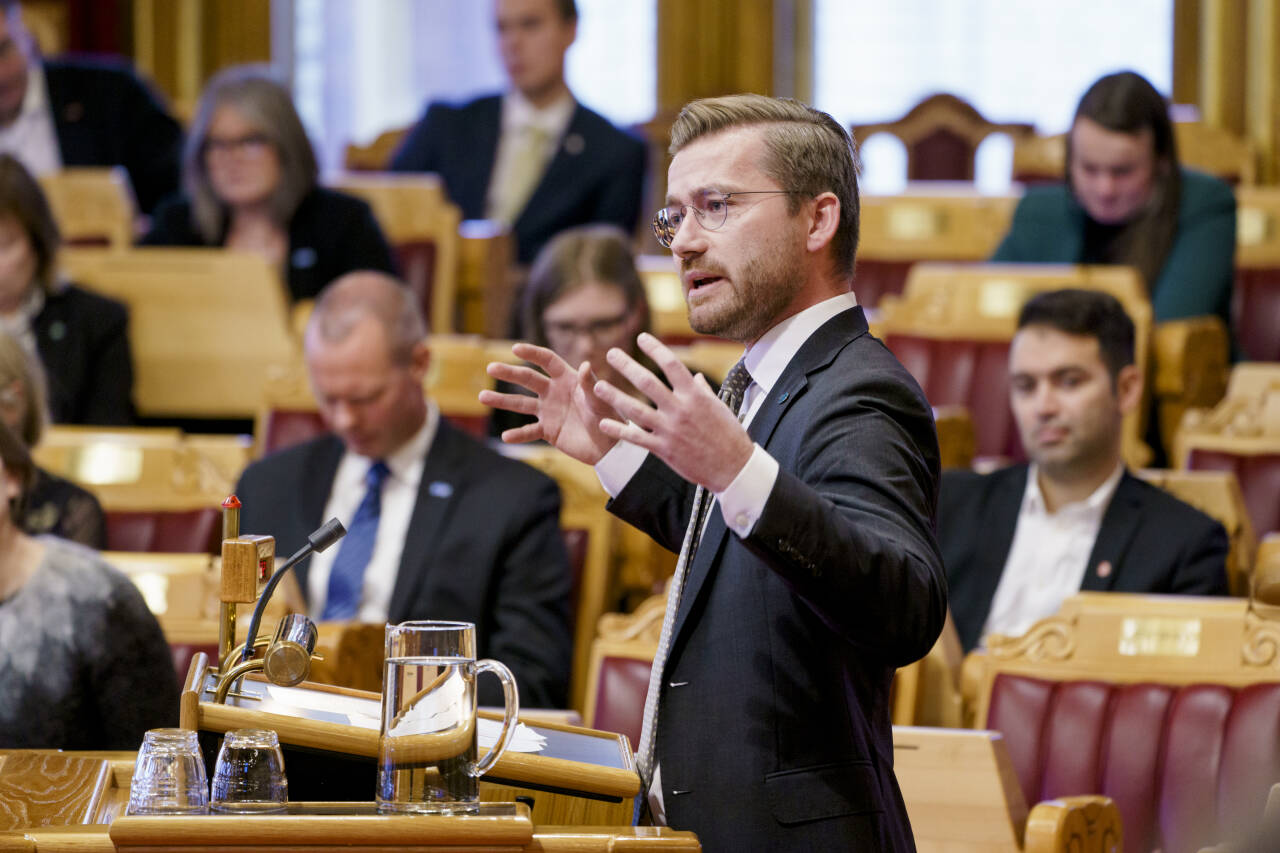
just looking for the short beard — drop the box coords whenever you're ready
[688,248,801,344]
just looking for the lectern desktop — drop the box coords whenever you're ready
[179,653,641,826]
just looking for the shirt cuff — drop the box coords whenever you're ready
[594,440,649,498]
[715,443,778,538]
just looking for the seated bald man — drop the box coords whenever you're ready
[236,271,572,707]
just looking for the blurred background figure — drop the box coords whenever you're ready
[0,0,182,214]
[390,0,646,267]
[492,224,653,437]
[0,328,103,548]
[992,70,1236,331]
[142,65,395,303]
[0,419,177,749]
[0,153,133,425]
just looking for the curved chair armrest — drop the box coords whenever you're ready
[1023,795,1122,853]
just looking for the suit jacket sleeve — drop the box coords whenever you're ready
[477,472,573,709]
[743,373,946,666]
[1150,174,1237,323]
[1167,513,1230,595]
[116,75,183,216]
[390,103,445,172]
[85,299,135,425]
[587,132,646,233]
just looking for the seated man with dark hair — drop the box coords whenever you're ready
[939,288,1228,653]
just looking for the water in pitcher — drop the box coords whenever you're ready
[377,656,479,814]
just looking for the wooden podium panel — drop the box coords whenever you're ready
[181,656,640,826]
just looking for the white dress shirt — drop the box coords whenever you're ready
[980,462,1125,642]
[0,63,63,177]
[306,403,439,622]
[594,291,859,824]
[484,89,575,224]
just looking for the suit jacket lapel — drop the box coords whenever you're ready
[518,103,587,225]
[292,437,345,600]
[956,468,1025,651]
[668,307,863,649]
[1080,472,1141,591]
[387,422,465,623]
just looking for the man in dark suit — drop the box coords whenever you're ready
[390,0,646,265]
[236,271,572,709]
[0,1,182,213]
[939,289,1229,653]
[484,95,945,851]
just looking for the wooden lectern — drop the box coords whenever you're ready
[179,653,641,827]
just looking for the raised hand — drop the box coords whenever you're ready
[480,342,620,465]
[592,333,754,493]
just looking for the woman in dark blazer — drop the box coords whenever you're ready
[141,65,395,303]
[0,155,132,426]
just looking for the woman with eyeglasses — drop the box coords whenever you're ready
[141,65,395,303]
[0,418,178,749]
[0,155,133,425]
[0,329,104,548]
[492,224,655,438]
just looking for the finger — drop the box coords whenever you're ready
[487,362,551,395]
[478,389,539,415]
[605,347,675,407]
[635,332,700,391]
[500,423,545,444]
[598,417,661,452]
[594,380,658,428]
[511,342,571,377]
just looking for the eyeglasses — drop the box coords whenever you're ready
[203,133,273,157]
[651,189,806,248]
[543,311,630,345]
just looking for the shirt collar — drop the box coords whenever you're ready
[501,88,575,138]
[20,62,48,120]
[343,400,439,484]
[1023,461,1125,517]
[742,292,858,396]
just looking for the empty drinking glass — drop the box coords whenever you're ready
[127,728,209,815]
[210,728,288,813]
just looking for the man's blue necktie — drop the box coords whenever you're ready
[321,460,390,620]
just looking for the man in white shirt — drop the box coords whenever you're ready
[938,289,1229,652]
[390,0,646,265]
[236,271,572,708]
[0,0,181,213]
[483,94,945,852]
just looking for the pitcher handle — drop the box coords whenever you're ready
[470,659,519,778]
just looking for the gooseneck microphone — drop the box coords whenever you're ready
[240,518,346,664]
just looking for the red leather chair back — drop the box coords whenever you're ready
[170,642,220,680]
[1232,268,1280,362]
[393,240,439,332]
[987,674,1280,853]
[106,509,222,553]
[885,334,1025,460]
[590,654,651,748]
[259,409,328,457]
[855,260,915,308]
[1187,448,1280,535]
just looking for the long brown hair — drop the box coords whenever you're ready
[1066,71,1180,290]
[0,154,61,294]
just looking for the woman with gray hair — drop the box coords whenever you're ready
[141,65,395,302]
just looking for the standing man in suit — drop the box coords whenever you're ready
[0,0,182,213]
[939,289,1229,653]
[390,0,646,265]
[484,94,945,851]
[236,271,572,709]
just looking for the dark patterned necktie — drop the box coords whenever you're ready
[635,359,752,791]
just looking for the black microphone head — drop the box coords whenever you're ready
[309,518,346,553]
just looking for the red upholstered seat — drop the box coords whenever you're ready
[589,654,651,748]
[987,674,1280,853]
[106,509,221,553]
[1232,269,1280,362]
[884,334,1024,460]
[170,642,220,680]
[257,408,491,458]
[393,240,439,332]
[854,260,914,308]
[1187,448,1280,535]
